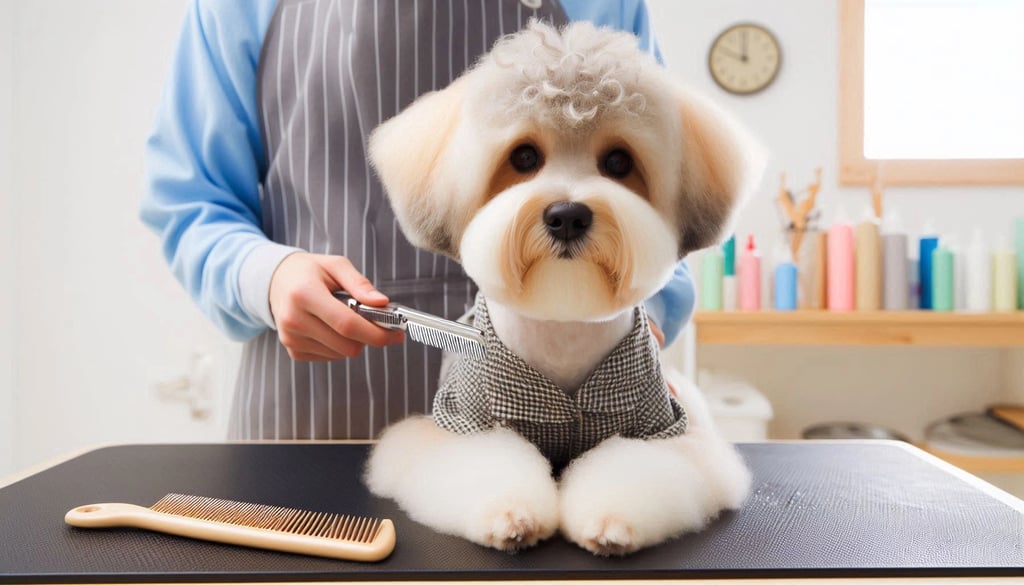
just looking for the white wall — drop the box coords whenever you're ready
[1,0,16,476]
[8,0,236,475]
[647,0,1022,440]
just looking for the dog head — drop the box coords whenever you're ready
[370,21,765,321]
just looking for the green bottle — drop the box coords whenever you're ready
[701,249,725,310]
[723,235,736,277]
[931,245,955,312]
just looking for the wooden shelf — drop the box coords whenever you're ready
[920,444,1024,475]
[694,310,1024,346]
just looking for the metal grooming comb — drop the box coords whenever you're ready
[333,291,486,358]
[65,493,395,562]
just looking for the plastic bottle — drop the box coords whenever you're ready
[855,207,881,310]
[907,254,920,309]
[773,244,798,311]
[739,235,761,311]
[881,211,908,310]
[965,230,991,312]
[993,237,1018,313]
[952,236,967,311]
[722,235,737,311]
[918,221,939,310]
[931,243,955,312]
[827,206,855,312]
[811,231,828,309]
[701,248,724,311]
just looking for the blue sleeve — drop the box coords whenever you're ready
[643,262,695,347]
[562,0,692,346]
[559,0,664,63]
[140,0,282,341]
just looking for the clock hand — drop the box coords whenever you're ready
[716,46,744,61]
[741,30,748,61]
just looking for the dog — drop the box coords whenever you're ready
[363,20,765,556]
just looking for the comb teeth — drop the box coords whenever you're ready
[151,494,384,543]
[359,308,405,327]
[406,322,486,358]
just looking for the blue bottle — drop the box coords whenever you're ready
[773,244,798,311]
[918,224,939,310]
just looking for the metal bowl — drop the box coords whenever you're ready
[802,422,910,442]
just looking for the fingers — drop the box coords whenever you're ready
[324,256,390,307]
[275,308,367,360]
[268,253,406,363]
[307,289,406,349]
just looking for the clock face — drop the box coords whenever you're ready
[708,23,781,95]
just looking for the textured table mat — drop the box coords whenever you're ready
[1,442,1022,582]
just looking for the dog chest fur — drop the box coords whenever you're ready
[486,298,634,391]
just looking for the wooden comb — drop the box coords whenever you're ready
[65,493,395,562]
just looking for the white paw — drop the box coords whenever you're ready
[366,421,559,551]
[560,436,737,555]
[576,515,638,556]
[477,504,558,551]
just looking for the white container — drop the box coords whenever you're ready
[698,370,774,442]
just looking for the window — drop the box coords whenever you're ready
[839,0,1024,185]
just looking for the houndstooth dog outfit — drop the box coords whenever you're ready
[433,294,687,470]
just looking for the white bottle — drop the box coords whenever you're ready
[965,230,991,312]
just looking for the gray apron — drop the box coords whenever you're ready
[229,0,569,440]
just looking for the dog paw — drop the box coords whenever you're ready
[576,516,638,556]
[480,507,557,552]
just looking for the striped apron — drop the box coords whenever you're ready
[229,0,568,440]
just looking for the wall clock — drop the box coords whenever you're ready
[708,23,781,95]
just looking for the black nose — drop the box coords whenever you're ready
[543,201,593,242]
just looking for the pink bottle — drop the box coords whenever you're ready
[739,235,761,311]
[828,217,856,311]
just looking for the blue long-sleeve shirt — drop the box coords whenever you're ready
[141,0,694,346]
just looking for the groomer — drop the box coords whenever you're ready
[141,0,695,441]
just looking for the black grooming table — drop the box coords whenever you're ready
[0,442,1021,583]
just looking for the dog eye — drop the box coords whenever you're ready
[602,149,633,179]
[510,144,541,173]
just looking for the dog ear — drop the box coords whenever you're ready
[675,89,766,256]
[369,79,467,258]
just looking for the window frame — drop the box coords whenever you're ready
[838,0,1024,186]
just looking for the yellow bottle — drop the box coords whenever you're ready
[855,209,881,310]
[992,240,1018,312]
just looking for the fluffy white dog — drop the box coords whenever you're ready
[364,20,765,556]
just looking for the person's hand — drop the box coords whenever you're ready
[648,318,665,348]
[648,318,680,398]
[269,253,405,361]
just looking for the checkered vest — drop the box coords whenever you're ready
[433,294,687,470]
